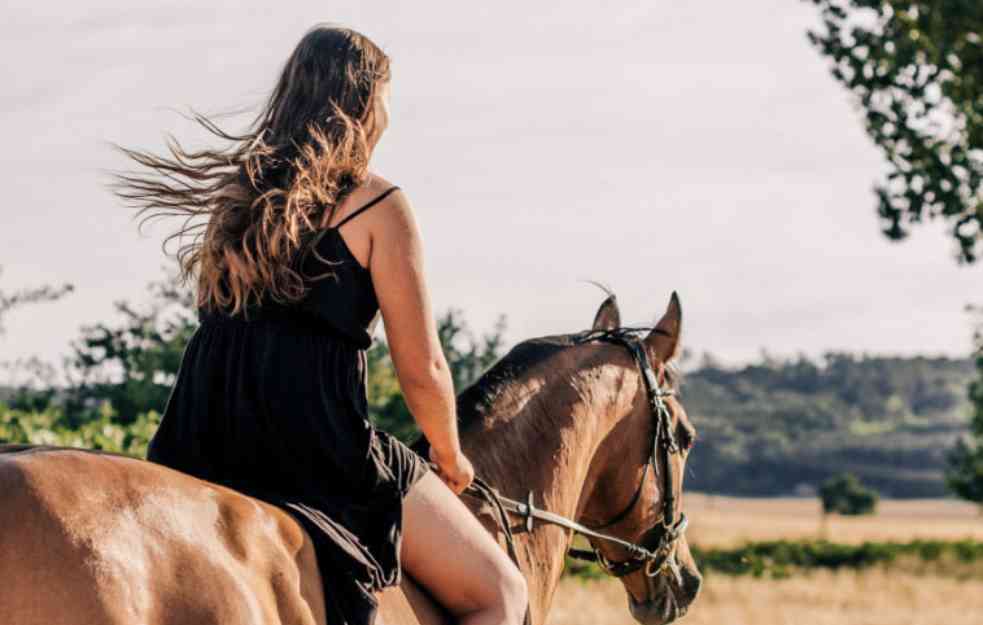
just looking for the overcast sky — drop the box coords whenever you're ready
[2,0,980,379]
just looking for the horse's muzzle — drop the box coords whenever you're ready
[627,564,702,625]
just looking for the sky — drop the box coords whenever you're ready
[1,0,980,379]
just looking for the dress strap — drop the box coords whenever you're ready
[332,185,401,229]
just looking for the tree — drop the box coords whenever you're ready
[805,0,983,508]
[819,472,880,515]
[0,264,73,403]
[366,310,507,442]
[61,267,506,438]
[2,253,506,442]
[436,309,507,392]
[806,1,983,262]
[64,273,197,424]
[945,308,983,505]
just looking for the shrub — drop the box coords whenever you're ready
[819,473,879,515]
[0,402,160,457]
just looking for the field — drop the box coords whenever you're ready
[683,494,983,547]
[546,496,983,625]
[548,570,983,625]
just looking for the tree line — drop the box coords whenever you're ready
[1,269,981,503]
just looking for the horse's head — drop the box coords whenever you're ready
[444,291,702,624]
[577,293,701,624]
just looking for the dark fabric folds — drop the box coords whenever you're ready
[146,201,430,625]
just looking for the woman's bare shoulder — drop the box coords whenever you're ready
[322,171,406,228]
[362,172,414,227]
[358,171,404,202]
[365,171,398,193]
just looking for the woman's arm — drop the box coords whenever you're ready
[367,188,473,493]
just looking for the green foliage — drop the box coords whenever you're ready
[5,260,505,449]
[0,402,160,457]
[365,344,417,441]
[806,1,983,262]
[562,554,607,581]
[438,310,507,393]
[946,310,983,504]
[691,539,983,578]
[1,289,504,457]
[819,472,880,514]
[64,276,197,424]
[365,310,507,442]
[803,1,983,504]
[0,264,974,498]
[563,539,983,579]
[3,292,972,497]
[685,352,975,496]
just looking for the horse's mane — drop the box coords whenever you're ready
[408,323,682,456]
[408,332,585,456]
[455,322,683,425]
[455,333,583,428]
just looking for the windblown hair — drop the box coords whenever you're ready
[107,24,391,315]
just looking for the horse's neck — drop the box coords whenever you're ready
[459,364,618,623]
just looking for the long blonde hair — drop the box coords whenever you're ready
[108,24,391,316]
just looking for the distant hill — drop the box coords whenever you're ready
[681,353,975,498]
[3,337,975,499]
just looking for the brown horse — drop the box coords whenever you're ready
[0,294,701,625]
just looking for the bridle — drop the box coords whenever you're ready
[569,328,689,580]
[458,326,690,612]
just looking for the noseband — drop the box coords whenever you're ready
[460,327,690,594]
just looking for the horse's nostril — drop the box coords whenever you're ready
[681,571,703,603]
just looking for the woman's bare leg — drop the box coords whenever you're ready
[401,471,528,625]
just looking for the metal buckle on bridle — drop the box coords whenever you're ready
[641,512,689,584]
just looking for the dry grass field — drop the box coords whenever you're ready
[683,493,983,547]
[547,570,983,625]
[548,495,983,625]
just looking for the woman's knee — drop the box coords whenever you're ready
[491,557,528,623]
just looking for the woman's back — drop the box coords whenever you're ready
[200,183,402,349]
[148,180,430,625]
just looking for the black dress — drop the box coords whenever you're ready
[146,185,431,625]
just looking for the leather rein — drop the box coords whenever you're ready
[459,327,689,595]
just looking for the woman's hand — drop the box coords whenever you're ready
[429,445,475,495]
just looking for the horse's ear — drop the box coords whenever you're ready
[646,292,682,362]
[592,295,621,330]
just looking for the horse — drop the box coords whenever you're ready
[0,293,701,625]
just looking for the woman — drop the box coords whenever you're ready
[110,23,528,625]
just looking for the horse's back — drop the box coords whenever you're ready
[0,445,325,625]
[0,444,456,625]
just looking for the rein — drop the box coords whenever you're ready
[456,327,689,624]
